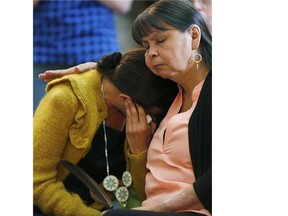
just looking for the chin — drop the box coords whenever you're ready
[155,70,172,79]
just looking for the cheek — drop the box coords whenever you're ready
[145,55,154,72]
[119,100,127,116]
[180,38,193,61]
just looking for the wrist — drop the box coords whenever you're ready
[129,146,148,154]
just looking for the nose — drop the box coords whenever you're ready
[147,45,158,59]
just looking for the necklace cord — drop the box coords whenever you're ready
[103,120,110,176]
[101,77,131,206]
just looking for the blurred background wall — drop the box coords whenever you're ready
[115,1,154,52]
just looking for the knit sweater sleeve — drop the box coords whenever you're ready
[33,83,102,216]
[125,142,148,201]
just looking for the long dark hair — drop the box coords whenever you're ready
[132,0,212,70]
[96,48,178,123]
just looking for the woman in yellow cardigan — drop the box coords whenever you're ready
[33,48,178,216]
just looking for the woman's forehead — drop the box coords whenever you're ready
[141,26,177,41]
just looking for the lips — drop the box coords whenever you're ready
[153,64,164,69]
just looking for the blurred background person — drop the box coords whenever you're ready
[191,0,212,33]
[33,0,133,111]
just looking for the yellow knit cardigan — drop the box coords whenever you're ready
[33,70,147,216]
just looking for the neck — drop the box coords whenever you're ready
[179,67,210,113]
[181,65,209,93]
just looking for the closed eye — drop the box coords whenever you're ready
[156,39,165,44]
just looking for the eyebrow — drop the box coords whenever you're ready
[141,30,169,43]
[142,32,160,43]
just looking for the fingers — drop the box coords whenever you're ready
[125,100,147,122]
[38,73,49,82]
[136,103,146,123]
[125,100,152,136]
[38,67,76,82]
[46,67,76,76]
[125,100,152,154]
[125,99,134,131]
[37,62,97,82]
[74,67,82,74]
[76,62,97,73]
[125,100,142,125]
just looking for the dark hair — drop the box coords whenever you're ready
[96,48,178,123]
[132,0,212,70]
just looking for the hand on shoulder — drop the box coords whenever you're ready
[38,62,97,82]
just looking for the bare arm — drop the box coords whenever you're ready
[134,185,204,212]
[98,0,133,14]
[34,0,133,14]
[38,62,97,82]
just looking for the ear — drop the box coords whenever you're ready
[119,93,132,101]
[188,25,201,50]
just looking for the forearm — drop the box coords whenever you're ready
[98,0,133,14]
[161,185,204,211]
[35,180,102,216]
[134,185,203,212]
[39,62,97,82]
[126,144,147,201]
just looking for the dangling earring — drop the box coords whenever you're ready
[192,49,202,70]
